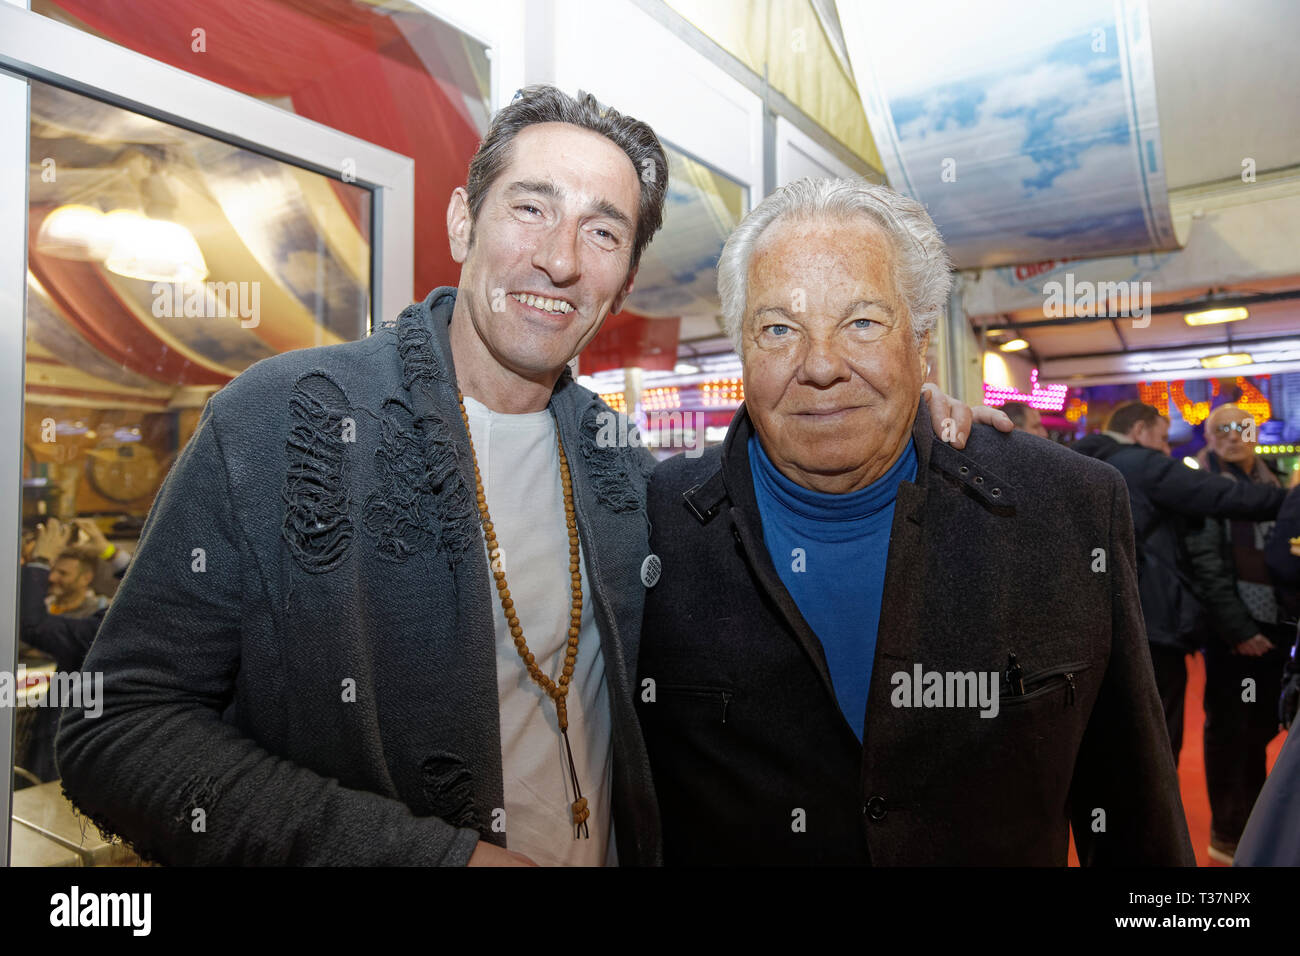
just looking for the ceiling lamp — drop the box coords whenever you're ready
[35,204,114,261]
[983,351,1012,387]
[1184,307,1248,326]
[102,209,208,283]
[1199,352,1252,369]
[36,203,208,283]
[999,338,1029,352]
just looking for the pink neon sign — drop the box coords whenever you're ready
[983,369,1069,412]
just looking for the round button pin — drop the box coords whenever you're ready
[640,554,662,588]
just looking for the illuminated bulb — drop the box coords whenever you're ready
[36,205,114,261]
[103,210,208,283]
[1184,307,1248,326]
[1199,353,1252,369]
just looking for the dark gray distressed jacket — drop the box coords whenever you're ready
[58,287,662,866]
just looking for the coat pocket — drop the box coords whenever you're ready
[1000,661,1092,706]
[656,682,734,724]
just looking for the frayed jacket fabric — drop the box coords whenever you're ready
[57,287,662,866]
[637,402,1195,865]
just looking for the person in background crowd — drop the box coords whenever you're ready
[1184,403,1297,863]
[21,516,134,598]
[58,86,997,868]
[1265,467,1300,733]
[1236,466,1300,867]
[637,178,1193,865]
[1000,400,1047,438]
[18,517,125,782]
[45,550,107,619]
[20,517,126,670]
[1073,402,1289,764]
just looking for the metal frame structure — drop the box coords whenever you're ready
[0,2,416,865]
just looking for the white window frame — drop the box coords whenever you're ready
[774,115,864,187]
[549,0,764,200]
[0,2,417,865]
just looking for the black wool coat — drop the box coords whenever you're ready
[637,400,1195,865]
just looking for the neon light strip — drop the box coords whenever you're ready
[982,369,1068,412]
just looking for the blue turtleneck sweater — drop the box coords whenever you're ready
[748,435,917,742]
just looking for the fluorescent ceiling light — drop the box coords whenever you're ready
[1184,307,1248,326]
[1134,359,1201,372]
[1199,352,1252,369]
[673,362,701,375]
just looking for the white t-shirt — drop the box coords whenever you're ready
[462,396,616,866]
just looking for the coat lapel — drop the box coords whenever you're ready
[872,399,934,669]
[720,407,841,713]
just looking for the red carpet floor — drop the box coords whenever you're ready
[1069,651,1288,866]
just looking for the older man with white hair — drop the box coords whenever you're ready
[1185,403,1294,863]
[635,178,1195,865]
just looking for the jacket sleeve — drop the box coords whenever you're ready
[1183,516,1259,646]
[1265,486,1300,588]
[1234,717,1300,866]
[1145,454,1285,521]
[1069,472,1196,865]
[19,563,101,671]
[56,398,481,866]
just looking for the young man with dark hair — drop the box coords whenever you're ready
[19,519,114,784]
[45,551,106,619]
[60,86,994,866]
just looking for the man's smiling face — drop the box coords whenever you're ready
[448,122,642,386]
[741,214,929,494]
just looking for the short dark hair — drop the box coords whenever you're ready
[464,85,668,271]
[1000,401,1035,428]
[55,549,96,579]
[1106,401,1164,436]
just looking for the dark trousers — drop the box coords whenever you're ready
[1149,644,1189,765]
[1203,635,1286,845]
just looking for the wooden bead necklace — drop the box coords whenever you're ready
[457,393,590,839]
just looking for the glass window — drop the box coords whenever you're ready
[31,0,492,301]
[14,79,373,862]
[584,144,748,456]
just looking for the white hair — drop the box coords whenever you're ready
[717,177,953,353]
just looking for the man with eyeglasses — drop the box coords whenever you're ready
[1184,403,1300,863]
[1074,401,1292,766]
